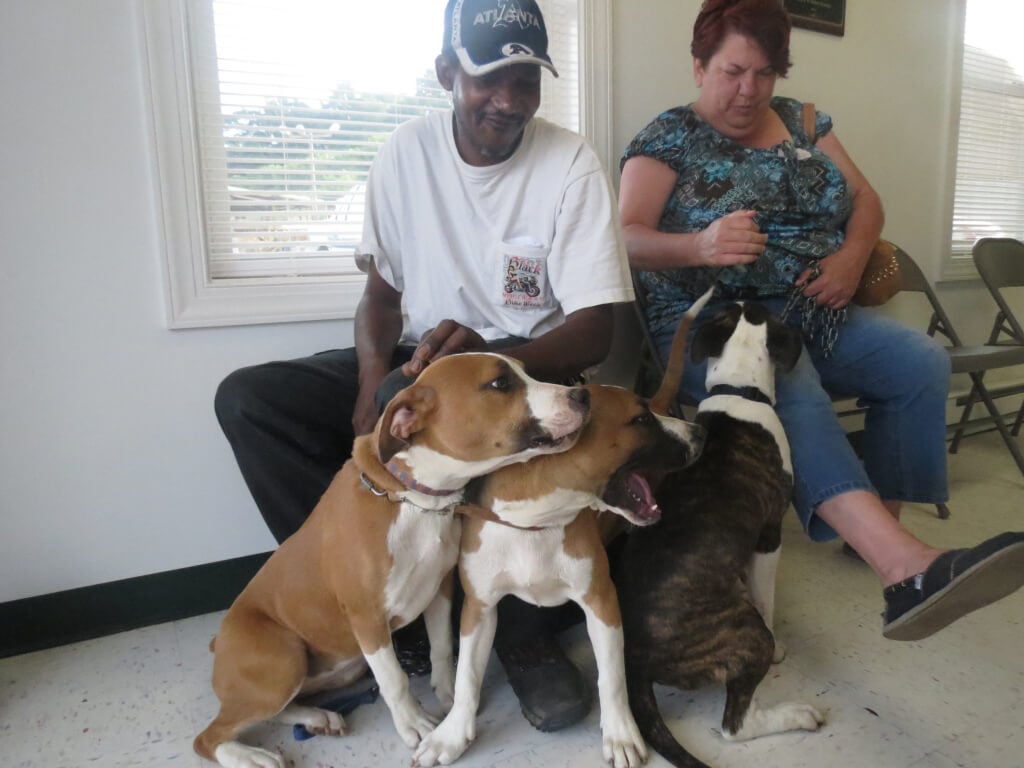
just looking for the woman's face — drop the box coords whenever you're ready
[694,31,779,138]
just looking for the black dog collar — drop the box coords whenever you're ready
[707,384,773,405]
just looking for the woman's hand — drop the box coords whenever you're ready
[694,210,767,267]
[796,247,868,309]
[401,320,487,377]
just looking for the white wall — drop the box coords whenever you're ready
[0,1,351,601]
[0,0,1017,602]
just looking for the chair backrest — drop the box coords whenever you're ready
[972,237,1024,344]
[974,237,1024,289]
[892,244,964,347]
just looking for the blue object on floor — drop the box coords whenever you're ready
[292,684,381,741]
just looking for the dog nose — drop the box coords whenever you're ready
[569,387,590,412]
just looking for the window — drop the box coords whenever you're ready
[949,0,1024,278]
[143,0,610,327]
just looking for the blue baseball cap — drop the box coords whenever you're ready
[443,0,559,78]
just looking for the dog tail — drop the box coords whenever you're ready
[649,286,715,415]
[628,669,711,768]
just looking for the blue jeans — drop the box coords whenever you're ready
[655,298,952,542]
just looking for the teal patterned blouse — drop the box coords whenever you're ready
[621,96,853,336]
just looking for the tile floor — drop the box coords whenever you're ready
[3,431,1023,768]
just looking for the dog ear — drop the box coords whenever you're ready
[767,319,803,372]
[375,385,438,463]
[690,311,736,363]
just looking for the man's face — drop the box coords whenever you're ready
[437,57,542,166]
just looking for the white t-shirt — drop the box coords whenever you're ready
[355,111,633,342]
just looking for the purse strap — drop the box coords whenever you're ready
[802,102,816,143]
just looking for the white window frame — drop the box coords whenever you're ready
[943,0,1024,280]
[141,0,612,328]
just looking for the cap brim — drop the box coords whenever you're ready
[455,47,559,78]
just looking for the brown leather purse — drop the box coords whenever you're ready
[802,102,903,306]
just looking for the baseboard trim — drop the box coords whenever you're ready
[0,552,271,659]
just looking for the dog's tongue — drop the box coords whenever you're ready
[626,472,660,523]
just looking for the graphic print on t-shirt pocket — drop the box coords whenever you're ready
[499,239,551,310]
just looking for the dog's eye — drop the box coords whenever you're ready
[489,375,511,391]
[630,411,656,426]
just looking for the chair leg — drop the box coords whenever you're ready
[949,384,980,455]
[1012,400,1024,437]
[968,372,1024,477]
[935,503,951,520]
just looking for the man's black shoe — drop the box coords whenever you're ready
[883,531,1024,640]
[496,631,592,732]
[392,619,432,677]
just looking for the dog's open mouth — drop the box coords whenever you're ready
[603,469,661,527]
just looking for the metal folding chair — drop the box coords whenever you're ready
[893,244,1024,478]
[948,238,1024,452]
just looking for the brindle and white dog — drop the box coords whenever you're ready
[617,300,826,768]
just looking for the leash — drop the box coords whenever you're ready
[777,262,845,358]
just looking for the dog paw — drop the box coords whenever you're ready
[304,708,347,736]
[772,639,787,664]
[601,713,648,768]
[213,741,285,768]
[391,699,440,749]
[602,734,648,768]
[412,715,475,767]
[780,702,825,732]
[724,700,825,741]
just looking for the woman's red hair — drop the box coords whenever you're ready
[691,0,792,76]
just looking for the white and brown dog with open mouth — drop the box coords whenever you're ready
[194,353,590,768]
[412,381,706,768]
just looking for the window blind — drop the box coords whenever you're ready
[187,0,580,283]
[951,1,1024,259]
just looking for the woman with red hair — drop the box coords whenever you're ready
[619,0,1024,641]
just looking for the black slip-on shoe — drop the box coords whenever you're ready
[883,531,1024,641]
[496,631,592,732]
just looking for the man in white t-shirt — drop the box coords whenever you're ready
[215,0,634,733]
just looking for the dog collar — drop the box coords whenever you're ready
[384,460,455,497]
[707,384,773,406]
[456,503,545,532]
[359,471,459,516]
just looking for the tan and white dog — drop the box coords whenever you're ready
[412,384,706,768]
[194,353,590,768]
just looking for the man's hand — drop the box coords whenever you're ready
[401,320,487,377]
[694,210,767,267]
[352,388,381,437]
